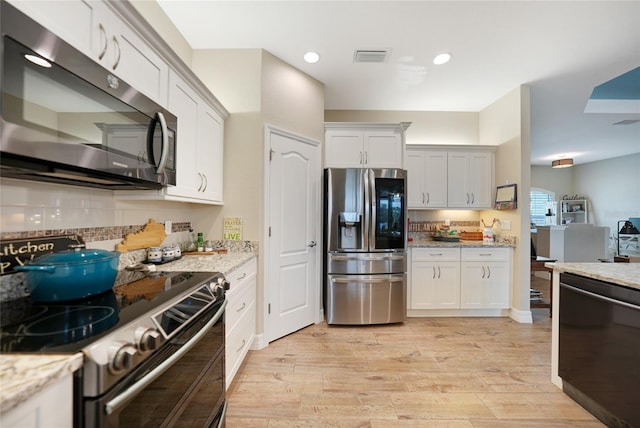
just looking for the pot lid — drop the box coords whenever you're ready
[31,245,120,265]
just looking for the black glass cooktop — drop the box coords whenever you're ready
[0,271,220,354]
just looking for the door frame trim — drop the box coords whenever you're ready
[262,124,322,344]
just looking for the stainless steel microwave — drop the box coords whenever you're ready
[0,2,176,190]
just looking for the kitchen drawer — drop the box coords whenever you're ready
[461,248,510,262]
[225,275,256,333]
[412,247,460,262]
[226,257,257,295]
[225,300,255,388]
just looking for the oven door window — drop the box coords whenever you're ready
[85,305,225,427]
[2,36,165,170]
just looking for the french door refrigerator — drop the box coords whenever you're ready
[323,168,407,325]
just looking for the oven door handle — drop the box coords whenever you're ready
[105,300,227,416]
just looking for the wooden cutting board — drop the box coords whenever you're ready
[115,219,166,252]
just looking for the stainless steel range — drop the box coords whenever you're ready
[0,270,229,427]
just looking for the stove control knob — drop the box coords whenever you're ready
[213,284,225,299]
[110,343,137,373]
[217,277,230,290]
[135,327,161,353]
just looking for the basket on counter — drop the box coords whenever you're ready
[461,231,483,241]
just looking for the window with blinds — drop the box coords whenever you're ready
[530,189,553,226]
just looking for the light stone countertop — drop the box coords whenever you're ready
[545,262,640,290]
[0,353,83,414]
[409,239,515,248]
[0,251,257,415]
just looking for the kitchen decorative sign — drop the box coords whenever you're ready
[223,217,243,240]
[494,183,517,210]
[0,234,85,275]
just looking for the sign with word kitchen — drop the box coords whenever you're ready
[0,235,85,275]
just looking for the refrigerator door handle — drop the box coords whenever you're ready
[368,169,377,251]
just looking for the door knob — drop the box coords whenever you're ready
[308,241,317,247]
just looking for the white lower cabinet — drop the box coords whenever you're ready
[225,257,257,388]
[460,248,511,309]
[1,374,73,428]
[410,248,460,309]
[409,246,512,315]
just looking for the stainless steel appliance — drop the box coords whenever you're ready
[559,272,640,427]
[0,270,229,427]
[323,168,407,325]
[0,2,176,190]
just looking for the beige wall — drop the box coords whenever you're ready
[531,165,574,201]
[325,110,478,146]
[478,86,531,319]
[574,154,640,240]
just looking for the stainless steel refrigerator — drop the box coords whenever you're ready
[323,168,407,325]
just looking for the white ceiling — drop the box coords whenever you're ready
[157,0,640,166]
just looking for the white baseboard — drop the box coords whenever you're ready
[510,308,533,323]
[250,333,268,350]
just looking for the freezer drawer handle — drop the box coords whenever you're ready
[331,254,404,261]
[332,277,404,284]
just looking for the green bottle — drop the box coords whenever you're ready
[197,232,204,252]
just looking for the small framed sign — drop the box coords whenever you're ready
[1,234,84,275]
[223,217,243,240]
[495,183,517,210]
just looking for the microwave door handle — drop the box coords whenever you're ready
[154,112,169,174]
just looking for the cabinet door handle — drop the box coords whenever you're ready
[471,193,475,204]
[197,173,204,191]
[236,273,247,281]
[432,266,436,279]
[466,193,470,204]
[437,266,441,279]
[360,152,363,164]
[365,152,368,164]
[111,36,121,70]
[236,302,246,313]
[486,266,491,279]
[98,23,108,60]
[481,266,486,278]
[426,192,430,204]
[236,339,246,353]
[202,173,208,192]
[422,192,425,204]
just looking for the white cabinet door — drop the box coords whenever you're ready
[423,151,448,207]
[364,131,403,168]
[460,248,510,309]
[406,148,448,208]
[406,151,427,208]
[324,123,407,169]
[447,151,494,208]
[411,262,460,309]
[165,71,224,204]
[198,105,224,203]
[325,130,364,167]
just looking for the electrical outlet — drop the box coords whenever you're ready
[500,220,511,230]
[165,220,172,234]
[444,219,450,226]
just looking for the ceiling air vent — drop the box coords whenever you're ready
[612,119,640,126]
[353,49,389,63]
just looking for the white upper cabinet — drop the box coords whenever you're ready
[164,71,224,204]
[324,123,410,169]
[9,0,168,105]
[447,150,495,209]
[406,149,447,208]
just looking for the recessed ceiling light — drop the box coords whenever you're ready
[433,53,452,65]
[304,51,320,64]
[24,54,52,68]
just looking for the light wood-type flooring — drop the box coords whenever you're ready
[226,277,604,427]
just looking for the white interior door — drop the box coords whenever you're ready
[266,127,320,342]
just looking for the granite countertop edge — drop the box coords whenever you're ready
[0,353,83,414]
[545,262,640,290]
[409,240,515,248]
[0,252,257,414]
